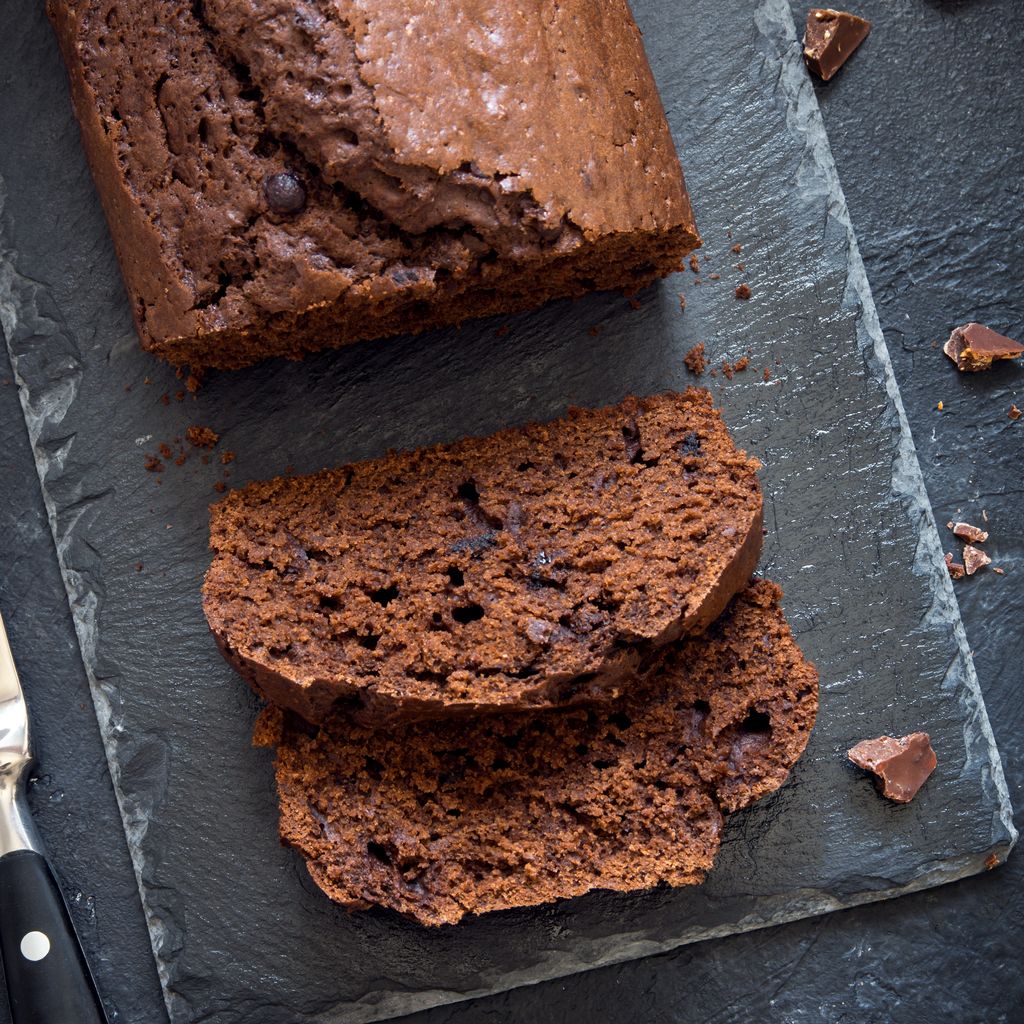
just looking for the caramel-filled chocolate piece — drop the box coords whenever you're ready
[848,732,936,803]
[803,9,871,82]
[943,323,1024,372]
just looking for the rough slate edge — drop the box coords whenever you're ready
[767,0,1015,844]
[0,1,1015,1022]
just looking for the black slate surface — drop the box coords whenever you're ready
[0,2,1019,1024]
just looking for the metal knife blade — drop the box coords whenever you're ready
[0,610,108,1023]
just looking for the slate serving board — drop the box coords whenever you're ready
[0,0,1015,1022]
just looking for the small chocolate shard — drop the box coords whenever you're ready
[963,545,991,576]
[947,520,988,544]
[848,732,936,803]
[1010,405,1021,421]
[945,552,966,580]
[803,8,871,82]
[943,323,1023,372]
[985,852,1000,871]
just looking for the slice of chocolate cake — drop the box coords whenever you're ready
[204,390,763,726]
[254,581,818,926]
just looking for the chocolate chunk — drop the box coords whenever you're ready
[848,733,936,803]
[947,520,988,544]
[944,552,966,580]
[963,544,991,576]
[942,323,1023,372]
[734,283,752,300]
[1009,405,1021,421]
[264,172,307,215]
[186,425,219,449]
[803,9,871,82]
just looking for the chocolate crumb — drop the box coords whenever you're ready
[733,356,749,372]
[628,298,642,311]
[213,481,227,494]
[158,443,173,460]
[963,545,991,576]
[689,254,700,273]
[735,262,745,271]
[144,455,163,474]
[992,567,1005,576]
[763,367,771,382]
[135,562,143,572]
[144,377,153,386]
[945,553,966,580]
[848,733,936,803]
[160,393,170,407]
[186,371,202,393]
[496,325,510,337]
[708,273,721,281]
[678,293,686,311]
[1010,405,1021,421]
[731,243,742,254]
[683,343,706,376]
[735,284,752,300]
[186,425,220,449]
[721,361,734,380]
[986,852,1000,870]
[174,454,187,467]
[221,451,236,465]
[176,390,186,402]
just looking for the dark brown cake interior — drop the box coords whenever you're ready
[256,580,818,926]
[204,390,763,725]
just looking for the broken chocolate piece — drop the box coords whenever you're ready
[947,520,988,544]
[963,544,991,576]
[944,552,966,580]
[943,323,1023,372]
[734,283,752,300]
[1009,405,1021,421]
[803,8,871,82]
[848,732,936,803]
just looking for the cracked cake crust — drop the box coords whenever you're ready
[48,0,700,369]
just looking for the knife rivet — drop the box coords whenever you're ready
[20,931,50,962]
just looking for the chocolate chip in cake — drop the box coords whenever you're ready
[264,172,307,215]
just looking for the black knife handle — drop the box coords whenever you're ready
[0,849,107,1024]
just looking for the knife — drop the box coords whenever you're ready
[0,610,107,1024]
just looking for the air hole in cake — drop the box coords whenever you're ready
[370,584,399,606]
[364,756,384,780]
[359,633,381,650]
[318,593,342,612]
[516,461,534,472]
[446,566,465,587]
[575,743,590,756]
[452,603,484,624]
[740,710,771,734]
[337,127,358,146]
[653,779,670,791]
[592,758,618,770]
[446,808,462,818]
[608,711,633,731]
[254,131,278,158]
[366,841,391,866]
[500,731,522,749]
[491,757,510,771]
[457,480,481,503]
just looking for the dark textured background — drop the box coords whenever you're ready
[0,0,1021,1021]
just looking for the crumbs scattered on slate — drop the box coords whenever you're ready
[628,297,642,310]
[160,393,170,407]
[689,254,700,273]
[683,343,706,376]
[495,324,510,337]
[186,425,220,449]
[986,853,1000,870]
[731,243,742,254]
[678,293,686,311]
[722,361,734,380]
[763,367,772,382]
[213,481,227,493]
[948,520,988,543]
[735,284,752,300]
[144,455,163,473]
[708,273,721,281]
[944,553,966,579]
[735,262,745,271]
[221,451,235,465]
[135,562,144,572]
[1010,405,1021,421]
[733,356,749,373]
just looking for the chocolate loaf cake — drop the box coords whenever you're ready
[48,0,700,370]
[254,581,818,925]
[204,391,763,726]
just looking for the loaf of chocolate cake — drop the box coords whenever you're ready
[48,0,700,369]
[255,581,818,925]
[204,391,763,726]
